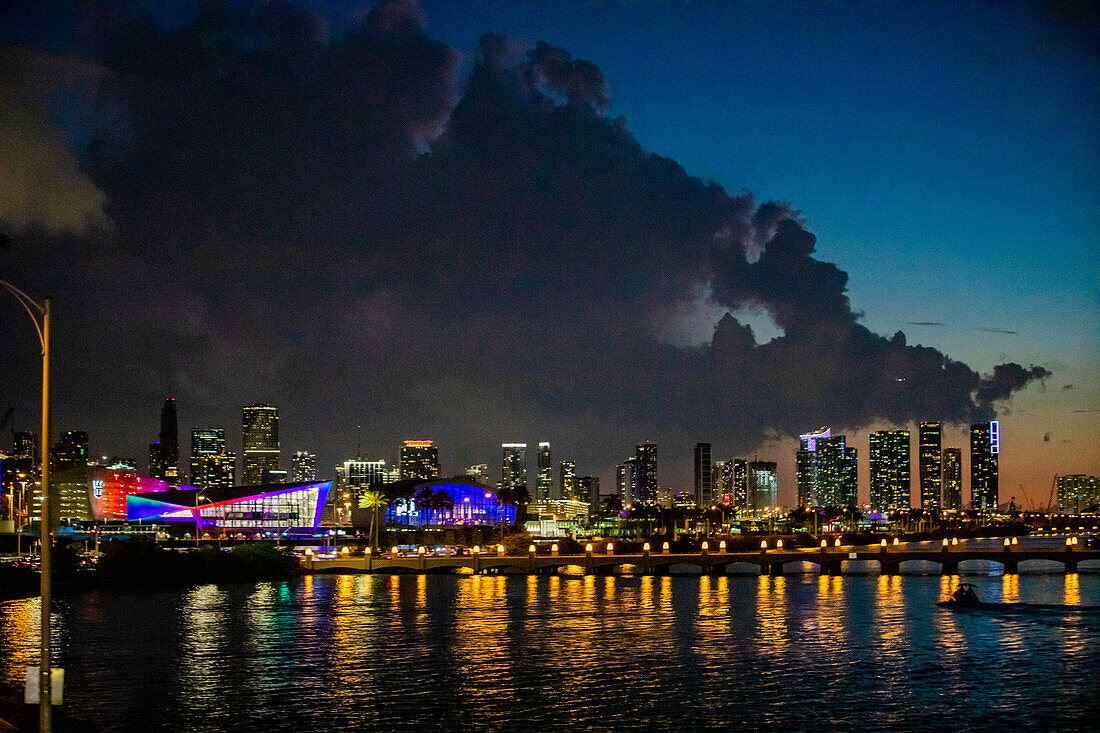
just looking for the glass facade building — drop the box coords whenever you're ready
[385,479,514,527]
[918,421,942,513]
[870,430,911,512]
[970,421,1000,511]
[942,447,962,511]
[400,440,439,481]
[242,404,280,485]
[127,480,331,533]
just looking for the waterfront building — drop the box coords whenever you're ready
[970,421,1000,511]
[559,460,577,501]
[616,461,631,502]
[749,461,778,512]
[526,499,589,536]
[344,458,390,493]
[672,491,697,510]
[796,427,829,506]
[942,448,962,511]
[501,443,527,495]
[694,442,713,508]
[919,421,942,513]
[712,460,728,506]
[190,428,235,490]
[128,480,332,534]
[148,399,180,483]
[870,430,910,512]
[797,428,857,508]
[401,440,439,481]
[634,442,658,507]
[732,459,748,511]
[578,475,600,511]
[291,451,316,482]
[242,404,280,485]
[1056,474,1098,514]
[88,464,165,521]
[536,442,552,501]
[382,476,511,527]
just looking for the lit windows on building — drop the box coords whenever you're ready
[127,481,331,533]
[501,443,527,495]
[694,443,712,508]
[870,430,910,512]
[942,447,962,511]
[190,428,235,490]
[559,460,577,501]
[536,442,552,502]
[749,461,778,512]
[634,442,658,507]
[242,404,280,485]
[291,451,317,482]
[970,421,999,511]
[918,421,942,513]
[400,440,439,481]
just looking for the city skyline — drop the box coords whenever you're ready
[0,1,1096,510]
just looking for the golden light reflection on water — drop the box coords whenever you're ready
[1064,573,1080,606]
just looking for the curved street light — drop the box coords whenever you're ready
[0,277,52,731]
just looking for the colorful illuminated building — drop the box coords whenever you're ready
[383,477,514,527]
[970,421,999,511]
[88,466,173,521]
[127,480,331,534]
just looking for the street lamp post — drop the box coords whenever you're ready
[1,278,52,732]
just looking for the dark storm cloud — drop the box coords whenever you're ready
[907,321,944,327]
[976,326,1019,335]
[0,3,1053,473]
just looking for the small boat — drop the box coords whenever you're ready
[939,583,986,609]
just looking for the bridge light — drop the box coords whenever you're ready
[551,543,559,553]
[761,540,768,549]
[1004,538,1011,546]
[606,543,614,554]
[391,546,399,555]
[472,546,480,554]
[586,544,593,552]
[834,538,841,547]
[643,543,650,552]
[365,547,372,555]
[719,541,727,551]
[777,539,783,549]
[893,538,899,545]
[942,538,949,546]
[821,540,828,548]
[417,546,425,555]
[952,538,958,545]
[1011,537,1018,545]
[528,545,536,554]
[701,541,709,551]
[305,548,312,556]
[497,544,505,555]
[662,541,670,552]
[341,547,349,555]
[881,539,887,547]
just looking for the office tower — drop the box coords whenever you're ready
[942,448,962,511]
[559,461,577,501]
[400,440,439,481]
[262,468,288,484]
[344,458,390,493]
[536,442,552,501]
[970,421,1000,511]
[291,451,316,482]
[749,461,778,512]
[694,443,712,508]
[465,464,490,484]
[1057,475,1099,514]
[797,428,857,508]
[190,428,235,490]
[52,430,89,472]
[919,421,942,513]
[870,430,911,512]
[578,475,600,511]
[732,459,748,510]
[149,399,180,483]
[242,404,280,485]
[712,460,730,505]
[616,462,628,497]
[501,443,527,496]
[634,442,657,507]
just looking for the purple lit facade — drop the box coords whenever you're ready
[126,481,331,532]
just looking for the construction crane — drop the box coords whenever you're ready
[1047,475,1059,515]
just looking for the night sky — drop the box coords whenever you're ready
[1,1,1096,508]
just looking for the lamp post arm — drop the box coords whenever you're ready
[0,279,46,348]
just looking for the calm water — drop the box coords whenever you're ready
[2,572,1099,731]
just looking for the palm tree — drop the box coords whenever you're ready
[496,486,515,540]
[431,489,455,524]
[414,487,434,526]
[358,490,389,550]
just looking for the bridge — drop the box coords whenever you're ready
[303,542,1100,576]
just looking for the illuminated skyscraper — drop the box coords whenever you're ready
[345,458,389,493]
[400,440,439,481]
[501,443,527,496]
[12,431,38,461]
[579,475,601,511]
[53,430,89,472]
[559,460,577,501]
[242,404,280,485]
[634,442,658,507]
[869,430,910,511]
[536,442,552,502]
[918,421,942,513]
[942,447,962,511]
[291,451,316,482]
[465,464,490,484]
[190,429,235,490]
[797,428,857,508]
[970,421,1000,511]
[712,459,730,506]
[1057,475,1099,514]
[749,461,778,512]
[732,458,748,510]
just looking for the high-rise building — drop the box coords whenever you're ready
[634,442,657,507]
[148,399,180,483]
[12,431,39,461]
[796,428,857,508]
[919,421,942,513]
[344,458,390,493]
[970,421,1000,511]
[1057,475,1099,514]
[559,460,577,501]
[536,442,552,501]
[242,404,280,485]
[942,447,962,511]
[749,461,778,512]
[190,429,235,490]
[870,430,911,512]
[712,460,730,506]
[501,443,527,496]
[291,451,316,482]
[694,443,712,508]
[52,430,89,472]
[400,440,439,481]
[578,475,601,511]
[732,458,748,510]
[616,462,629,498]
